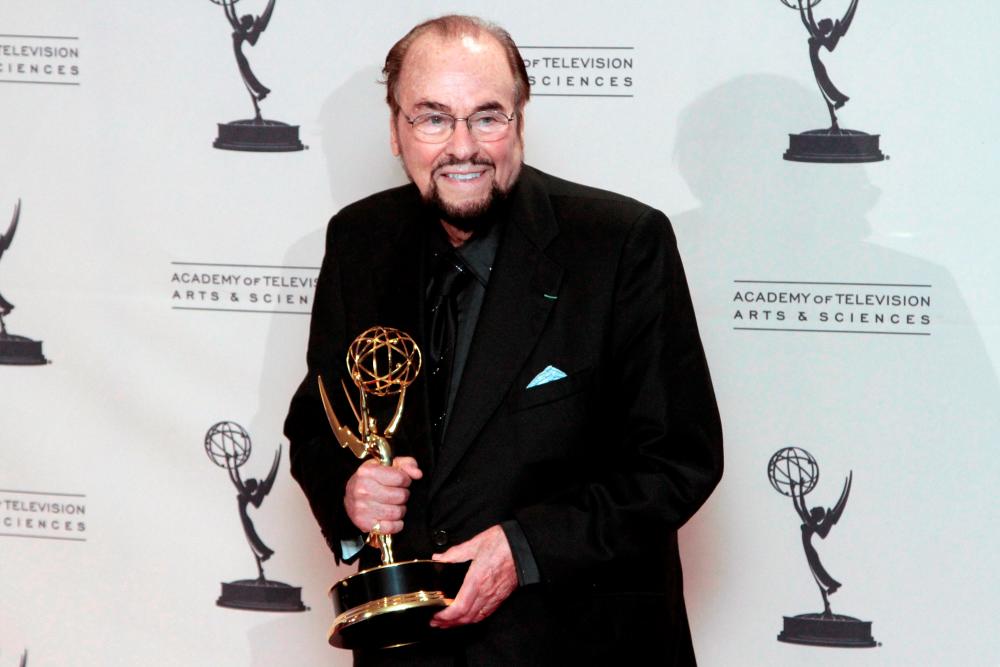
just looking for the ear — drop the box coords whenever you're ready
[389,113,401,157]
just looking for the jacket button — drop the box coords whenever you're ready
[432,529,449,547]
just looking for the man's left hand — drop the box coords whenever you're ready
[430,524,517,628]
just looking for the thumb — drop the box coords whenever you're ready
[432,540,475,563]
[393,456,423,480]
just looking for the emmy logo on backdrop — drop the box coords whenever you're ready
[318,326,468,650]
[204,421,307,611]
[780,0,885,162]
[209,0,304,152]
[767,447,877,648]
[0,200,48,366]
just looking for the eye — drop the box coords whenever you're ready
[471,112,505,129]
[416,113,451,130]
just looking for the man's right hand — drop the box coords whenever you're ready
[344,456,422,535]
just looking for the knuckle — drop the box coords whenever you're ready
[381,470,403,487]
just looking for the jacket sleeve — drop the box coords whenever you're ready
[283,215,359,563]
[513,208,724,583]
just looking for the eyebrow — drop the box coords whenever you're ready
[412,100,508,114]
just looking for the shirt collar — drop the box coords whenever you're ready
[454,219,501,287]
[426,217,503,288]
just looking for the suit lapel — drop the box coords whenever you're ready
[430,168,563,497]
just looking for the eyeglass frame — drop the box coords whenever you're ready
[400,108,518,144]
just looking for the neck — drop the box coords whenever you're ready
[439,220,474,248]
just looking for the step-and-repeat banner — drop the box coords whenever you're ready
[2,2,998,665]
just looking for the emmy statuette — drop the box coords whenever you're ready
[0,200,48,365]
[319,326,468,650]
[209,0,304,152]
[780,0,885,163]
[768,447,877,648]
[204,421,307,611]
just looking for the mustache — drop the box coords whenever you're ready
[432,155,495,174]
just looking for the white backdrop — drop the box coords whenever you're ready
[2,2,998,665]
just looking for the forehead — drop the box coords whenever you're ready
[396,32,516,111]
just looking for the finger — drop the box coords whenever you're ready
[349,475,410,503]
[372,518,404,534]
[356,501,406,522]
[432,594,489,627]
[349,510,405,535]
[344,478,409,513]
[431,556,494,627]
[347,496,408,529]
[365,483,410,506]
[348,511,405,535]
[380,502,407,521]
[360,461,415,488]
[431,581,477,626]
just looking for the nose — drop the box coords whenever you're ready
[444,120,478,160]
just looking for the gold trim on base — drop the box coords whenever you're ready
[328,590,453,646]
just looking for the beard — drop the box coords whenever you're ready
[426,179,508,232]
[407,155,520,232]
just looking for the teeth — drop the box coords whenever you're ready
[446,173,481,181]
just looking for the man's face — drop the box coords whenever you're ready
[389,32,524,223]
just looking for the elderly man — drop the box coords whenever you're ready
[285,14,722,666]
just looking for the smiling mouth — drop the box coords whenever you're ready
[436,161,492,183]
[444,172,485,182]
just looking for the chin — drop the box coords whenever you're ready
[425,184,506,232]
[439,196,492,221]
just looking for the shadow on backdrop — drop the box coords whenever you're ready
[246,65,410,667]
[320,65,407,210]
[670,73,1000,649]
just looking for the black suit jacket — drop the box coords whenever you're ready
[285,166,723,666]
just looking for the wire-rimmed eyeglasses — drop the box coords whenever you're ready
[402,110,517,144]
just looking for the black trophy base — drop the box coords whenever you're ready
[329,559,470,650]
[217,577,308,612]
[0,334,48,365]
[784,128,885,163]
[778,612,877,648]
[214,119,305,152]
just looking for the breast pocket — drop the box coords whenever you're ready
[508,367,593,413]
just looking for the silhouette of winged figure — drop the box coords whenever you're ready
[227,444,281,580]
[798,0,859,129]
[792,471,852,616]
[222,0,276,120]
[0,199,21,336]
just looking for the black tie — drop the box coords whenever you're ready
[426,249,471,447]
